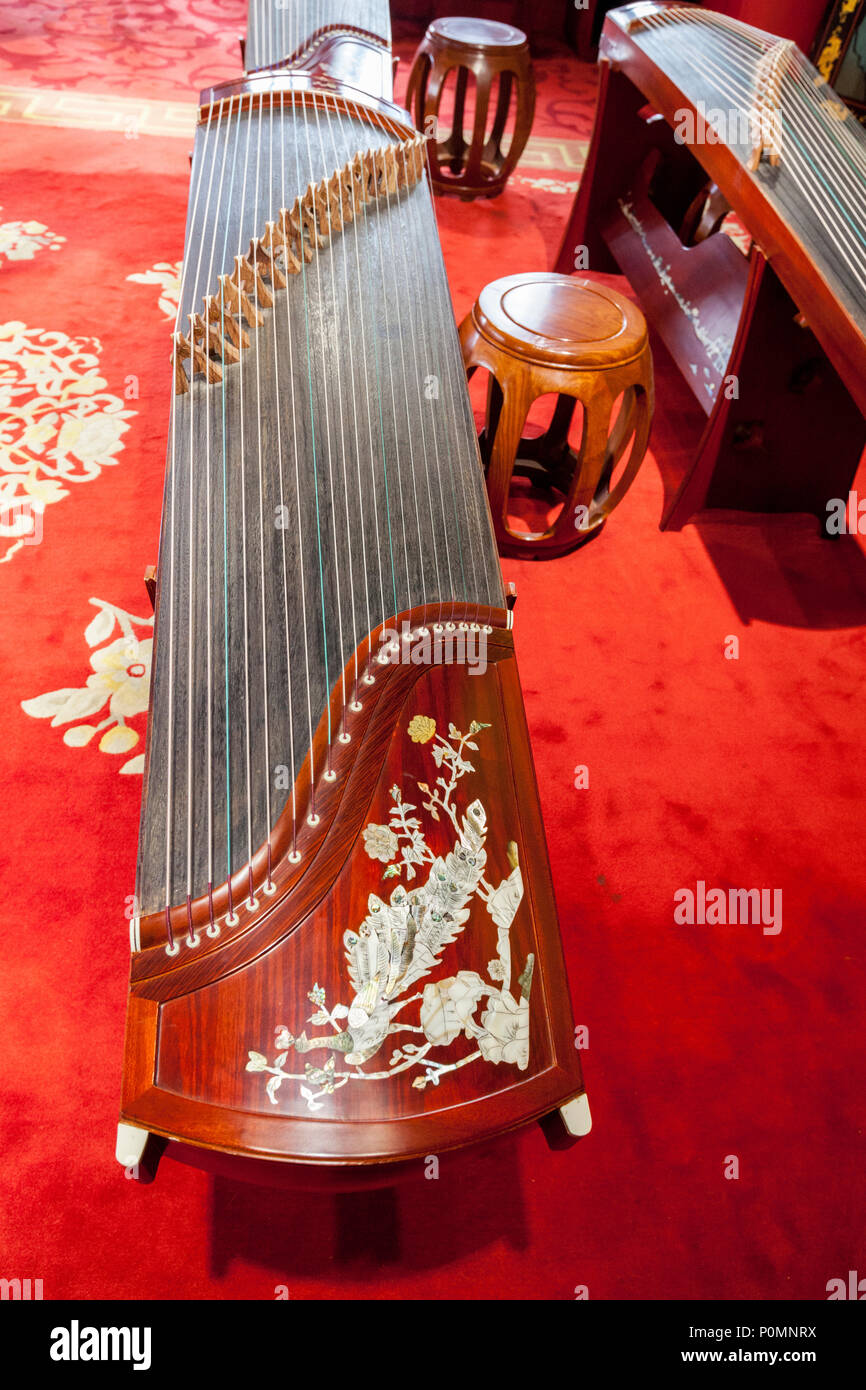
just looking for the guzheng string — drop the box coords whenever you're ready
[147,82,500,947]
[320,93,376,654]
[162,98,216,952]
[274,89,302,865]
[638,8,866,299]
[186,97,226,944]
[667,6,866,193]
[680,7,866,194]
[250,0,389,72]
[682,28,866,294]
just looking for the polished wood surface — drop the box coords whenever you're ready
[405,18,535,200]
[122,617,585,1164]
[460,272,654,557]
[244,1,391,75]
[554,1,866,530]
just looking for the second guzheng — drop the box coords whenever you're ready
[117,4,589,1173]
[557,1,866,530]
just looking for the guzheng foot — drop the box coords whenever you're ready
[538,1093,592,1151]
[559,1093,592,1138]
[115,1122,151,1179]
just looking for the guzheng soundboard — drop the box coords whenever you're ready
[116,1,589,1177]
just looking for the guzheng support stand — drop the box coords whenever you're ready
[555,3,866,534]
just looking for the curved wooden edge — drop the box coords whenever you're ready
[133,603,510,977]
[120,637,589,1164]
[197,70,413,132]
[120,1066,586,1166]
[245,24,391,76]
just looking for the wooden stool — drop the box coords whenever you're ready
[459,273,654,557]
[405,18,535,199]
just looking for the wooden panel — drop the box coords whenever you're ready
[123,647,585,1163]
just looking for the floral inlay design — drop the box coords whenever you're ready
[0,208,66,264]
[126,261,182,321]
[21,597,153,775]
[246,718,534,1111]
[0,321,135,562]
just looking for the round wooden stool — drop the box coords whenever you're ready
[459,273,654,558]
[405,18,535,199]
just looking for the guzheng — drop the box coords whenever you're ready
[243,0,394,102]
[117,6,589,1174]
[557,1,866,531]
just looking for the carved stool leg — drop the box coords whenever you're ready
[486,373,536,547]
[464,68,494,195]
[485,70,514,173]
[447,65,470,172]
[502,60,536,179]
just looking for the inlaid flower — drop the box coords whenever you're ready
[478,992,530,1070]
[363,822,399,862]
[407,714,436,743]
[420,971,486,1047]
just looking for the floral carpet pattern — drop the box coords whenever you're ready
[0,321,135,563]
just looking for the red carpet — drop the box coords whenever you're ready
[1,2,864,1301]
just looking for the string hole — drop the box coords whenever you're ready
[263,880,277,896]
[247,898,259,912]
[350,701,363,712]
[206,924,221,938]
[363,674,376,685]
[338,732,351,744]
[225,911,240,927]
[165,940,180,957]
[324,770,337,782]
[186,933,200,949]
[308,814,320,827]
[445,622,456,631]
[288,851,302,864]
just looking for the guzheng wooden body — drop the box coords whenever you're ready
[117,13,588,1174]
[243,0,394,102]
[556,1,866,530]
